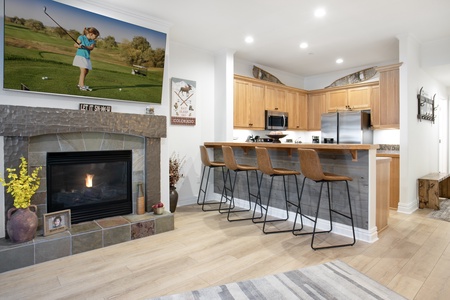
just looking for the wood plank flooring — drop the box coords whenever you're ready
[0,204,449,299]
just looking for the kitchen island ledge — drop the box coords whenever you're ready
[205,142,379,161]
[204,142,381,244]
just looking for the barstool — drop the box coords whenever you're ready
[220,146,262,222]
[197,145,227,212]
[293,148,356,250]
[254,147,302,234]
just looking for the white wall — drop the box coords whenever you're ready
[166,42,217,206]
[235,58,306,89]
[397,34,448,214]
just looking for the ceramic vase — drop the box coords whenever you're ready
[6,205,38,243]
[169,185,178,213]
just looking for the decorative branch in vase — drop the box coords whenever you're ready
[0,157,42,243]
[169,152,185,213]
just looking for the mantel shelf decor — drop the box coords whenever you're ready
[417,87,437,123]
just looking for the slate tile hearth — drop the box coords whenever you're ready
[0,105,173,273]
[0,212,174,273]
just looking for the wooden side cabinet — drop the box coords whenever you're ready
[376,157,391,233]
[418,173,450,210]
[377,153,399,209]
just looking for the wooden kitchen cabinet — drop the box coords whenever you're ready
[234,75,308,131]
[377,153,400,209]
[234,78,265,129]
[376,157,391,233]
[327,85,373,112]
[264,85,286,112]
[286,91,308,130]
[348,86,372,110]
[373,63,402,129]
[307,92,327,130]
[327,90,348,111]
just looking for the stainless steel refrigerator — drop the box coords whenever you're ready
[321,111,373,144]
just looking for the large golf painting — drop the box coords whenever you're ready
[4,0,167,103]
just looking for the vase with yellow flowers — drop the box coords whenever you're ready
[0,157,42,243]
[169,152,185,213]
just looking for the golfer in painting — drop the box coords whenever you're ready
[73,27,100,91]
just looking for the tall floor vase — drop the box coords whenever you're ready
[169,185,179,213]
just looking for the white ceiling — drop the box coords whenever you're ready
[59,0,450,86]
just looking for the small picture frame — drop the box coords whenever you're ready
[43,209,71,236]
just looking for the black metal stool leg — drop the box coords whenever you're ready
[311,180,356,250]
[198,166,228,212]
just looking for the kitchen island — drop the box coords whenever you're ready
[204,142,380,243]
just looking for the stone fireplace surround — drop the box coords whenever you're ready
[0,105,173,272]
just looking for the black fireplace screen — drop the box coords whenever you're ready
[47,150,132,224]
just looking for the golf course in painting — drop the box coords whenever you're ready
[4,0,166,104]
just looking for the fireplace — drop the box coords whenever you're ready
[47,150,133,224]
[0,105,167,238]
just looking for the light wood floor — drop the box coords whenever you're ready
[0,204,449,300]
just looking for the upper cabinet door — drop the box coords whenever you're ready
[233,78,265,129]
[327,90,348,111]
[286,91,307,130]
[264,86,286,112]
[347,86,372,110]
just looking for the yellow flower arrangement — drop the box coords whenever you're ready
[0,157,42,209]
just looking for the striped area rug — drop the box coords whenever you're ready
[151,260,406,300]
[428,199,450,222]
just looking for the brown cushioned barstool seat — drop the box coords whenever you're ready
[293,148,356,250]
[197,145,228,212]
[220,146,262,222]
[254,147,302,234]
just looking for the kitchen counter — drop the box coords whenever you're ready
[204,142,379,161]
[204,141,380,242]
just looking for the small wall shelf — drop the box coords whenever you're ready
[417,87,437,123]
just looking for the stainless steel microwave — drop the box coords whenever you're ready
[265,110,288,130]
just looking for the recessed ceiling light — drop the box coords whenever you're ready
[314,8,326,18]
[245,36,254,44]
[336,58,344,64]
[299,42,308,49]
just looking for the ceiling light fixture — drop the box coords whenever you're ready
[245,36,254,44]
[299,42,308,49]
[314,8,326,18]
[336,58,344,64]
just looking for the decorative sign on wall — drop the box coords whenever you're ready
[170,77,196,126]
[79,103,112,112]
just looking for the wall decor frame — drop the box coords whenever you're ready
[43,209,71,236]
[4,0,167,104]
[171,77,196,125]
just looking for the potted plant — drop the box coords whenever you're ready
[0,157,42,243]
[169,152,185,213]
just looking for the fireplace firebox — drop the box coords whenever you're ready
[47,150,133,224]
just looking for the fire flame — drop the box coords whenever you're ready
[85,174,94,187]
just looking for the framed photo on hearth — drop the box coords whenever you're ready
[43,209,71,236]
[4,0,167,104]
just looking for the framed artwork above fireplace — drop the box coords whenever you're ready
[3,0,167,104]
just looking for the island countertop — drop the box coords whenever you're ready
[204,142,379,161]
[204,141,380,242]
